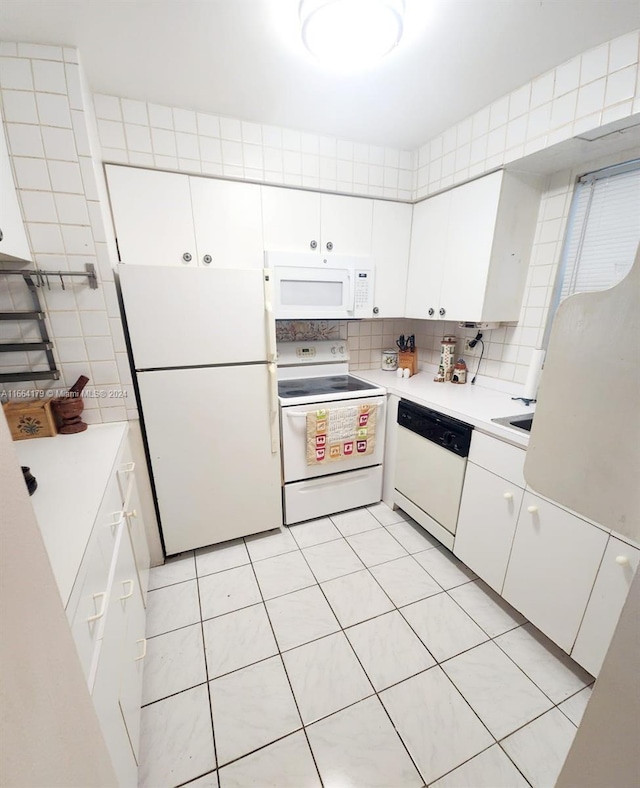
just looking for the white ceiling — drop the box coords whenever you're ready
[1,0,639,150]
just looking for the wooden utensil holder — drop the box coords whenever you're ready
[398,350,418,377]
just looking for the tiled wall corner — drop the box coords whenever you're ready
[0,45,132,423]
[414,29,639,200]
[92,93,415,202]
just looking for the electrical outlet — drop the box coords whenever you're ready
[464,338,474,352]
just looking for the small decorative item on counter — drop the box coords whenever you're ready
[51,375,90,434]
[3,399,58,441]
[451,358,467,384]
[381,349,398,371]
[21,466,37,496]
[434,336,456,383]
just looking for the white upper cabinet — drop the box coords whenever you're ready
[0,123,32,263]
[106,165,197,267]
[371,200,412,318]
[405,190,450,319]
[405,170,541,322]
[320,193,373,256]
[262,186,321,252]
[107,166,265,269]
[262,186,373,257]
[190,178,264,269]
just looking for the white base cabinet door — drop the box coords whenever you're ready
[454,463,524,594]
[502,492,608,653]
[571,536,640,676]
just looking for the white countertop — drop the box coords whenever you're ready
[353,369,535,448]
[16,423,129,606]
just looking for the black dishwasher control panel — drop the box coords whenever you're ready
[397,399,473,457]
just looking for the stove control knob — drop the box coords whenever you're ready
[339,345,345,354]
[331,346,337,354]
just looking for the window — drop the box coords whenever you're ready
[544,160,640,345]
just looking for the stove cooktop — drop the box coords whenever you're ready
[278,375,378,399]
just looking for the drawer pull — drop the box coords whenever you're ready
[120,579,134,600]
[126,509,138,519]
[503,492,513,500]
[527,505,539,514]
[87,592,107,623]
[615,555,630,566]
[134,638,147,661]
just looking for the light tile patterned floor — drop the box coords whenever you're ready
[138,503,593,788]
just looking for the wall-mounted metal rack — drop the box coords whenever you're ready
[0,263,98,384]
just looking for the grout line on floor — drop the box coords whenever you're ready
[244,549,326,788]
[194,561,222,788]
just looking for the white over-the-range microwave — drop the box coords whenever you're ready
[265,251,374,319]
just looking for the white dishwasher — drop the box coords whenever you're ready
[394,399,473,550]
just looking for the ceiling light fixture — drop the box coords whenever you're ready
[300,0,405,70]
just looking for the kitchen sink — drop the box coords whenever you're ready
[491,413,534,434]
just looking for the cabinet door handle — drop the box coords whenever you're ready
[202,254,212,265]
[87,592,107,623]
[134,638,147,661]
[428,307,435,316]
[615,555,630,566]
[182,252,192,263]
[439,307,446,316]
[326,240,333,251]
[527,505,538,514]
[310,240,318,249]
[503,492,513,500]
[120,579,134,600]
[126,509,138,519]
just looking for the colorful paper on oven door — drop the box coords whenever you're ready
[306,404,378,465]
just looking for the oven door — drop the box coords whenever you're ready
[273,265,353,319]
[281,395,386,482]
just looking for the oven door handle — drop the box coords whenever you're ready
[283,411,310,419]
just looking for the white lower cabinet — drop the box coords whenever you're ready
[571,536,640,676]
[502,491,609,653]
[454,462,524,594]
[63,428,150,786]
[92,521,144,787]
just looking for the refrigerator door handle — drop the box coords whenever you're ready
[268,361,279,454]
[264,269,277,364]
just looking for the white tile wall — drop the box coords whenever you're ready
[0,46,135,422]
[414,30,639,200]
[2,30,638,405]
[92,94,415,201]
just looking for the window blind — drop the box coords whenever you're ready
[560,163,640,300]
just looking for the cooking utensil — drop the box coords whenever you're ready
[396,335,406,351]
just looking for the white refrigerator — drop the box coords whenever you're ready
[118,264,282,555]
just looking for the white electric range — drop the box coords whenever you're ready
[277,341,386,525]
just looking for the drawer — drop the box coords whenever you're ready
[67,474,125,683]
[284,465,382,525]
[469,431,526,487]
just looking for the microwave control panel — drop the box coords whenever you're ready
[353,270,374,317]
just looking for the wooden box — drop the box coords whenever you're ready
[398,350,418,377]
[3,399,58,440]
